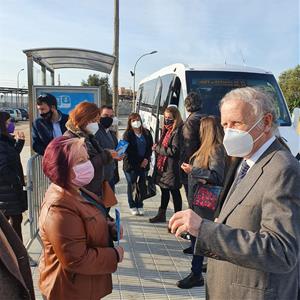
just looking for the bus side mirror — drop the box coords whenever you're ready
[292,107,300,133]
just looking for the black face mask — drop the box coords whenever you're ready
[164,119,174,126]
[40,110,53,120]
[100,117,113,129]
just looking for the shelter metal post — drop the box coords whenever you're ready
[41,66,46,85]
[50,70,54,85]
[27,55,34,155]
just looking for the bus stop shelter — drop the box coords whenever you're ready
[23,47,116,150]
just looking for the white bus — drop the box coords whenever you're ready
[136,63,299,157]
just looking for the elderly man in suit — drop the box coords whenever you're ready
[169,87,300,300]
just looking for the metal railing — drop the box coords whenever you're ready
[25,154,50,250]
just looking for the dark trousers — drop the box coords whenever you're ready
[191,235,203,276]
[5,214,23,242]
[124,170,146,209]
[160,187,182,212]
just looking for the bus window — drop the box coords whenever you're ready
[186,71,291,126]
[169,77,181,107]
[139,78,158,110]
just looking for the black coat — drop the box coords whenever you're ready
[123,129,153,172]
[154,126,182,190]
[0,211,35,300]
[180,110,205,184]
[95,125,118,182]
[0,134,26,216]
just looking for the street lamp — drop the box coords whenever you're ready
[131,50,157,112]
[17,68,24,107]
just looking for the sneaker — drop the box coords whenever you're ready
[130,208,138,216]
[138,208,144,216]
[176,272,204,289]
[183,246,193,255]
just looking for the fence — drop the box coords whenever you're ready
[25,154,50,250]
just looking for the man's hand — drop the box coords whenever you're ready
[109,149,118,159]
[169,209,203,238]
[152,144,157,151]
[181,163,192,174]
[140,158,148,168]
[115,154,125,161]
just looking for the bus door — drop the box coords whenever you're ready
[150,77,163,143]
[168,76,181,107]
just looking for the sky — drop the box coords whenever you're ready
[0,0,299,89]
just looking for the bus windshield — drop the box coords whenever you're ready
[186,71,291,126]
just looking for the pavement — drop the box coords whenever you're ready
[19,118,206,300]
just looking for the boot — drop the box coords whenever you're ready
[149,208,166,223]
[176,272,204,289]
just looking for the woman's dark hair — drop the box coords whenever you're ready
[184,92,202,112]
[0,111,10,136]
[126,113,144,133]
[36,93,58,109]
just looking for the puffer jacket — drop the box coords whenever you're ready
[0,134,26,215]
[39,184,118,300]
[64,120,112,196]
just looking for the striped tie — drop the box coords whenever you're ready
[235,160,250,185]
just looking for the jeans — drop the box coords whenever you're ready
[191,235,204,276]
[124,170,146,209]
[160,187,182,212]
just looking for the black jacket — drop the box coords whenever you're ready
[154,126,182,190]
[0,211,35,300]
[32,111,68,155]
[95,125,118,182]
[123,128,153,172]
[0,134,26,215]
[180,110,205,184]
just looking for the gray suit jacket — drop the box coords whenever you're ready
[195,139,300,300]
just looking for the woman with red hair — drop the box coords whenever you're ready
[64,102,116,200]
[39,136,124,300]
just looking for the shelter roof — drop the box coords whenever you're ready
[23,47,115,74]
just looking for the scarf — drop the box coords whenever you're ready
[156,124,173,173]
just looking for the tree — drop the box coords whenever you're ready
[278,65,300,112]
[81,74,112,105]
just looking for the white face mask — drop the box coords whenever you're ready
[131,120,141,129]
[223,116,265,157]
[85,122,99,135]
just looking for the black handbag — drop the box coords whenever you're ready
[136,175,157,201]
